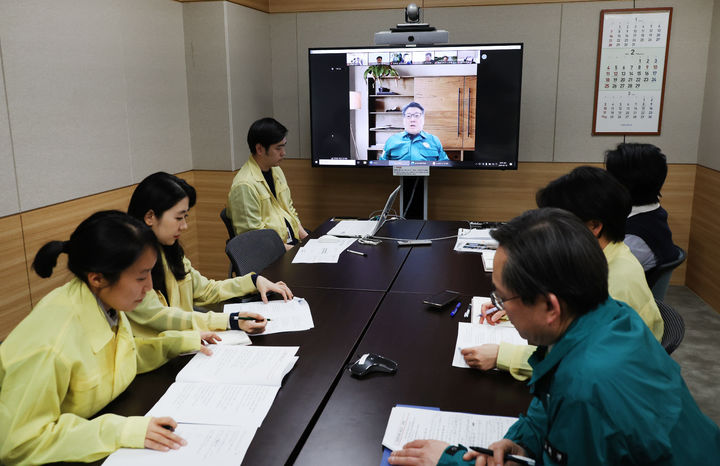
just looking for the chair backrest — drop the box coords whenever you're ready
[656,299,685,355]
[645,246,686,301]
[220,208,236,241]
[225,229,286,277]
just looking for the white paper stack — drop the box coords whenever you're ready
[224,297,314,335]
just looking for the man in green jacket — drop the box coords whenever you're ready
[227,118,308,250]
[389,208,720,466]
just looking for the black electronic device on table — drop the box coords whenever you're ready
[423,290,459,308]
[349,353,398,377]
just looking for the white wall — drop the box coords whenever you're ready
[270,0,714,164]
[0,0,192,213]
[699,0,720,171]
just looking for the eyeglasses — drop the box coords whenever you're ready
[404,112,424,120]
[490,290,520,311]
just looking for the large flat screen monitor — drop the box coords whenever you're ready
[309,43,523,169]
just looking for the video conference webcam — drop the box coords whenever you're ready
[374,3,449,46]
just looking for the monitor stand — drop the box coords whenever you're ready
[399,176,428,220]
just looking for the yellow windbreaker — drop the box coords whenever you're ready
[0,278,201,465]
[227,156,301,242]
[127,253,257,336]
[496,241,663,381]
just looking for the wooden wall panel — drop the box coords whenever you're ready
[191,162,695,285]
[687,166,720,313]
[191,170,238,279]
[0,215,32,340]
[176,0,270,13]
[267,0,607,13]
[21,187,136,307]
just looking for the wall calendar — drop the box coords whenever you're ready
[592,8,673,135]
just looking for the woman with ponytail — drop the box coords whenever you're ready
[127,172,292,336]
[0,211,217,464]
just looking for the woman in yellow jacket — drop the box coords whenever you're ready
[127,172,293,338]
[0,211,218,464]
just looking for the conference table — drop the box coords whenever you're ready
[86,219,533,465]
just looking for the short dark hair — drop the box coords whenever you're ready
[32,210,158,285]
[128,172,197,296]
[402,102,424,115]
[605,143,667,206]
[247,118,288,154]
[491,208,609,317]
[536,166,631,243]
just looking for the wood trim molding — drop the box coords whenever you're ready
[174,0,622,15]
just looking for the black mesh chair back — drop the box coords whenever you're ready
[225,229,286,277]
[645,246,686,301]
[656,299,685,355]
[220,208,236,241]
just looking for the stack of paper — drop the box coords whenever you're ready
[224,297,314,335]
[104,345,299,465]
[103,424,255,466]
[382,406,518,452]
[454,228,499,253]
[453,322,528,368]
[292,235,357,263]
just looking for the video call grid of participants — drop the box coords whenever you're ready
[346,50,478,66]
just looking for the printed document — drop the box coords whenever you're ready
[382,406,517,452]
[453,322,528,368]
[213,330,251,346]
[176,345,299,386]
[454,228,499,253]
[292,235,357,263]
[224,297,314,335]
[146,382,279,427]
[103,423,255,466]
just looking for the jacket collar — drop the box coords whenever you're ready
[401,131,428,141]
[247,155,273,182]
[72,277,115,354]
[527,298,620,387]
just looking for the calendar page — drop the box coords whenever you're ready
[593,8,672,135]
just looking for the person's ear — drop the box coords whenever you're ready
[586,220,603,238]
[544,292,563,325]
[255,143,265,157]
[87,272,109,290]
[144,210,156,227]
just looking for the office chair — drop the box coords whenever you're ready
[645,246,686,301]
[656,299,685,355]
[220,207,236,241]
[225,229,286,277]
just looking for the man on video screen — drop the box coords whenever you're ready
[380,102,449,162]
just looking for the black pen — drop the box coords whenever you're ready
[233,315,271,322]
[469,446,535,466]
[161,424,175,432]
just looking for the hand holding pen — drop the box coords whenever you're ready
[231,312,269,334]
[479,301,506,325]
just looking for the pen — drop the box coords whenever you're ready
[161,424,175,432]
[234,316,271,322]
[450,302,461,317]
[469,446,535,466]
[347,249,367,257]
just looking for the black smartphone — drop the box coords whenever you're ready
[423,290,459,308]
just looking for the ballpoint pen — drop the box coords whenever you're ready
[347,249,367,257]
[234,315,272,322]
[450,302,461,317]
[469,446,535,466]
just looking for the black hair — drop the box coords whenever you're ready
[32,210,158,285]
[490,208,608,317]
[247,118,288,155]
[402,102,424,115]
[536,166,631,243]
[605,143,667,206]
[128,172,196,298]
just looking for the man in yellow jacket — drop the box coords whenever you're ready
[227,118,308,250]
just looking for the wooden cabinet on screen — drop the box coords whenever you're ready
[414,76,476,159]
